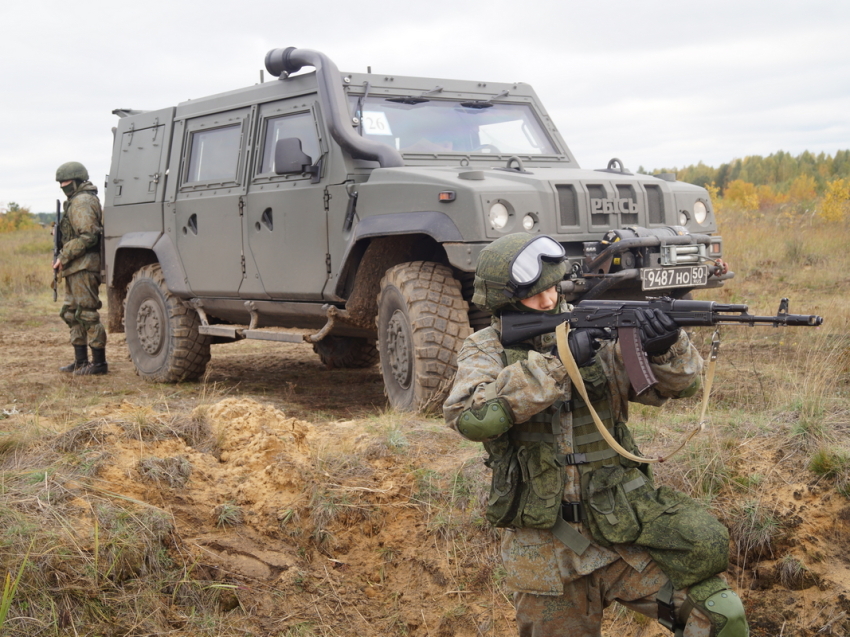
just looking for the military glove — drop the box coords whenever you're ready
[558,327,608,367]
[637,308,680,355]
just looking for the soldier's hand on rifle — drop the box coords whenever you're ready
[637,308,679,355]
[53,258,63,271]
[565,327,608,367]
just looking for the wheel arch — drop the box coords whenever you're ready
[339,233,447,330]
[108,233,192,333]
[335,211,464,329]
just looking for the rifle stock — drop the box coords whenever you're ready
[500,297,823,395]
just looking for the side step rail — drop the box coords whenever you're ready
[192,301,342,344]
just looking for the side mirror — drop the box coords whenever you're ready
[274,138,319,181]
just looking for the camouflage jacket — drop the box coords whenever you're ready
[58,181,102,277]
[443,309,703,594]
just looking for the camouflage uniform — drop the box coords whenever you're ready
[58,181,106,349]
[444,312,722,636]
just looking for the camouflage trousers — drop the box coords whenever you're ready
[61,270,106,349]
[514,557,714,637]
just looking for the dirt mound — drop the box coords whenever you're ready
[84,397,506,635]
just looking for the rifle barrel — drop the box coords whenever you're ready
[696,313,824,327]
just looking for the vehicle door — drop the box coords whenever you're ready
[174,108,251,297]
[245,100,328,300]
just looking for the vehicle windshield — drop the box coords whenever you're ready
[349,96,559,155]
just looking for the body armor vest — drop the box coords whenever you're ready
[61,190,102,255]
[483,343,644,533]
[504,341,629,474]
[494,342,730,590]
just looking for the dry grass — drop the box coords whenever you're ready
[0,429,230,635]
[0,228,53,298]
[1,210,849,635]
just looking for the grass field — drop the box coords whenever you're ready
[0,213,849,636]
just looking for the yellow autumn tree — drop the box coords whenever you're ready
[819,178,850,221]
[756,184,787,210]
[0,203,37,233]
[723,180,759,211]
[786,174,818,204]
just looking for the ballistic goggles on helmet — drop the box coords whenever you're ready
[506,235,566,296]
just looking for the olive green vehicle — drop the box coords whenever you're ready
[104,46,731,411]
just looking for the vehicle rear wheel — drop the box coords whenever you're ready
[376,261,471,412]
[124,264,211,382]
[312,336,379,369]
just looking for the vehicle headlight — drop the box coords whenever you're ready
[489,202,509,229]
[522,213,537,231]
[693,201,708,224]
[678,210,689,225]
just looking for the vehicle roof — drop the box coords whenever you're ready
[174,70,543,120]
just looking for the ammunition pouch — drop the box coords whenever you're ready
[483,428,564,529]
[584,465,646,545]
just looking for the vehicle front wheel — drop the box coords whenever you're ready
[376,261,471,412]
[124,264,211,382]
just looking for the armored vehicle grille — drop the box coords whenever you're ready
[646,184,664,224]
[617,184,639,225]
[587,184,608,227]
[556,185,579,227]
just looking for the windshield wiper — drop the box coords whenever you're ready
[384,86,443,105]
[461,89,511,109]
[385,96,430,105]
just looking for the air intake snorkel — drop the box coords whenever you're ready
[264,47,405,169]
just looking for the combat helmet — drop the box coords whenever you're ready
[472,233,567,313]
[55,161,89,183]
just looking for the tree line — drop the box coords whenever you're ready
[647,149,850,193]
[643,150,850,221]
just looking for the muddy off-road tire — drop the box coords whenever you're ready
[312,336,379,369]
[376,261,471,412]
[124,264,211,382]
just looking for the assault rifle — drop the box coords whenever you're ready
[500,297,824,395]
[52,199,61,302]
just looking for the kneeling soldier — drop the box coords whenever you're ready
[444,233,748,636]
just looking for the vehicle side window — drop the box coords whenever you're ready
[259,112,321,175]
[186,124,242,183]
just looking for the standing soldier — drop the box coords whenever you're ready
[444,233,748,636]
[54,161,108,375]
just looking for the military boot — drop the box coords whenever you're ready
[74,347,108,376]
[60,345,89,373]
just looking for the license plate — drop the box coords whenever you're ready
[641,265,709,290]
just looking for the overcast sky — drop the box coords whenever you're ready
[2,0,848,212]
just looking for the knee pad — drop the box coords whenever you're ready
[61,306,77,328]
[684,577,748,637]
[77,308,101,329]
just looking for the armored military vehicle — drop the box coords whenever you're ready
[104,46,731,411]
